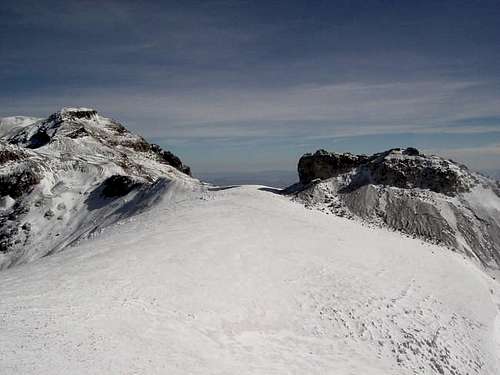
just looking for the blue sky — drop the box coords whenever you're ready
[1,0,500,175]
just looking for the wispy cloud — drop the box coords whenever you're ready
[2,0,500,172]
[2,79,499,139]
[425,143,500,171]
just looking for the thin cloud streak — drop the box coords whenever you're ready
[426,143,500,171]
[2,80,499,140]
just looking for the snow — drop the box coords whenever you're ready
[464,185,500,214]
[0,185,498,374]
[0,195,16,210]
[60,107,97,113]
[0,116,40,138]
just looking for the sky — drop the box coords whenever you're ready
[1,0,500,177]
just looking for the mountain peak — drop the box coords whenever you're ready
[0,109,194,268]
[58,107,99,120]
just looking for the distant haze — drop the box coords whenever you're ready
[198,170,298,188]
[1,0,500,175]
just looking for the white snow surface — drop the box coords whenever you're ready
[1,184,499,375]
[0,116,40,138]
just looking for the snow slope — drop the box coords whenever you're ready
[0,116,40,138]
[1,185,498,374]
[0,108,194,269]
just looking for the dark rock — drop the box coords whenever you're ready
[0,169,41,198]
[117,138,151,153]
[402,147,420,156]
[66,127,90,139]
[26,131,51,149]
[151,144,192,176]
[107,120,128,134]
[362,150,469,194]
[101,175,140,198]
[68,109,97,120]
[0,225,19,253]
[7,202,29,220]
[298,149,367,185]
[0,148,25,165]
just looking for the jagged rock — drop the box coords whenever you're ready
[65,109,98,120]
[66,127,90,139]
[151,145,191,176]
[0,168,41,198]
[0,148,25,165]
[298,149,367,184]
[360,148,472,195]
[403,147,419,156]
[298,148,473,195]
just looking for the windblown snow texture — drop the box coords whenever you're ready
[292,148,500,276]
[0,185,499,374]
[0,108,194,269]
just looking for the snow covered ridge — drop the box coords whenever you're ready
[290,148,500,276]
[0,116,41,138]
[0,108,197,269]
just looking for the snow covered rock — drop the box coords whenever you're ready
[0,108,196,269]
[298,148,473,194]
[292,148,500,276]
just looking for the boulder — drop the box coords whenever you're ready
[101,175,141,198]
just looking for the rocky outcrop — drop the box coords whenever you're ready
[151,145,191,176]
[361,149,473,195]
[0,142,42,198]
[292,147,500,275]
[101,175,142,198]
[298,147,474,195]
[298,150,366,184]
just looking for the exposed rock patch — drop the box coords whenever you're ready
[101,175,141,198]
[298,150,366,184]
